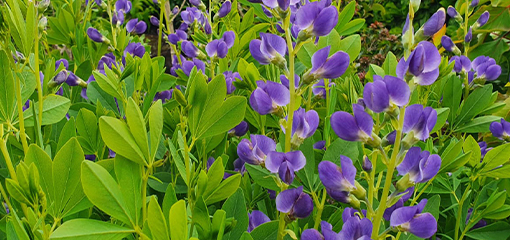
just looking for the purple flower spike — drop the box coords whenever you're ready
[490,118,510,139]
[403,104,437,141]
[331,104,373,142]
[150,16,160,26]
[65,72,81,86]
[295,0,338,38]
[397,147,441,184]
[319,158,356,195]
[55,59,69,70]
[266,151,306,184]
[397,41,441,86]
[249,80,290,115]
[206,39,228,58]
[229,121,249,137]
[115,0,132,13]
[465,27,472,43]
[217,1,231,18]
[248,210,270,232]
[307,46,349,82]
[237,134,276,165]
[276,186,313,219]
[249,33,287,67]
[181,41,200,58]
[51,71,68,86]
[313,140,326,150]
[223,71,242,94]
[423,8,445,37]
[477,11,489,27]
[87,27,107,43]
[390,199,437,238]
[338,214,372,240]
[181,59,206,76]
[363,75,410,113]
[154,90,173,103]
[280,74,299,89]
[450,56,471,73]
[126,19,147,34]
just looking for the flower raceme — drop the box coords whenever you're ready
[237,134,276,165]
[363,75,410,113]
[276,186,313,220]
[390,199,437,238]
[265,150,306,184]
[206,31,235,59]
[126,18,147,34]
[249,80,290,115]
[168,30,188,45]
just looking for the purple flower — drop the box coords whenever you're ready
[249,33,287,68]
[303,46,349,83]
[403,104,437,141]
[154,90,173,103]
[248,210,270,232]
[55,59,69,70]
[283,108,319,148]
[126,18,147,34]
[266,151,306,184]
[471,56,501,81]
[450,56,471,73]
[249,80,290,115]
[261,0,299,9]
[112,11,125,25]
[115,0,132,13]
[98,53,117,70]
[295,0,338,38]
[301,229,324,240]
[384,187,414,221]
[363,75,410,113]
[331,104,373,142]
[190,0,201,7]
[390,199,437,238]
[470,0,479,7]
[229,121,249,137]
[217,1,231,18]
[479,142,492,159]
[422,8,445,37]
[397,147,441,185]
[313,140,326,150]
[65,72,83,86]
[87,27,107,43]
[124,42,145,58]
[490,118,510,139]
[476,11,489,28]
[181,40,201,58]
[181,59,206,75]
[206,39,228,58]
[338,213,372,240]
[441,36,456,53]
[447,6,458,18]
[150,16,159,26]
[223,71,242,94]
[362,156,372,172]
[465,27,472,43]
[237,134,276,165]
[222,31,236,48]
[168,30,187,45]
[397,41,441,85]
[22,100,30,111]
[301,221,342,240]
[280,74,299,89]
[276,186,313,219]
[319,158,356,203]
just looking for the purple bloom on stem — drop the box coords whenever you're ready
[181,41,201,58]
[302,221,342,240]
[98,53,116,70]
[447,6,458,18]
[229,121,249,137]
[115,0,132,13]
[222,31,236,48]
[266,151,306,184]
[126,19,147,34]
[154,90,173,103]
[237,134,276,165]
[338,214,373,240]
[490,118,510,139]
[55,59,69,70]
[303,46,349,83]
[477,11,489,27]
[87,27,107,43]
[301,229,324,240]
[313,140,326,150]
[441,36,456,52]
[384,187,414,221]
[319,158,356,197]
[390,199,437,238]
[85,155,97,161]
[363,75,410,113]
[397,147,441,184]
[206,39,228,58]
[51,71,69,86]
[479,142,492,159]
[280,74,299,89]
[190,0,201,7]
[168,30,187,45]
[422,8,445,37]
[276,186,313,219]
[181,59,206,75]
[470,0,479,7]
[362,156,372,172]
[471,56,501,81]
[217,1,231,18]
[465,27,472,43]
[294,0,338,38]
[284,108,319,142]
[403,104,437,141]
[248,210,270,232]
[397,41,441,85]
[450,56,471,73]
[249,80,290,115]
[150,16,160,26]
[223,71,242,94]
[331,104,373,142]
[124,42,145,58]
[249,33,287,68]
[312,79,334,99]
[22,100,30,111]
[65,72,82,86]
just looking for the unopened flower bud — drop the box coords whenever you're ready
[362,156,372,172]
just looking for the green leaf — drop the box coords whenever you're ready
[50,219,135,240]
[114,155,142,225]
[126,98,150,160]
[466,222,510,240]
[481,143,510,172]
[93,70,123,100]
[57,117,77,152]
[86,81,119,113]
[24,145,53,205]
[431,108,449,133]
[222,188,249,240]
[382,52,398,76]
[205,174,241,205]
[99,116,146,165]
[296,42,318,68]
[0,49,15,123]
[455,116,501,133]
[204,157,225,197]
[481,165,510,179]
[455,85,493,126]
[168,138,188,185]
[245,164,279,191]
[338,35,361,63]
[193,197,211,239]
[250,221,279,240]
[21,95,71,127]
[337,1,356,29]
[323,138,359,163]
[336,19,365,36]
[442,75,462,124]
[148,197,169,240]
[464,135,482,167]
[162,184,178,219]
[440,139,464,172]
[76,109,98,152]
[81,161,134,227]
[169,200,188,240]
[148,100,163,161]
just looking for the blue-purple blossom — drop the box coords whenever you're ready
[181,58,206,75]
[206,40,228,58]
[154,90,173,103]
[450,56,471,73]
[312,79,334,98]
[479,142,492,159]
[224,71,242,94]
[229,121,249,137]
[181,41,201,58]
[466,208,487,230]
[397,41,441,85]
[280,74,299,89]
[126,18,147,34]
[476,11,489,28]
[313,140,326,150]
[447,6,458,18]
[248,210,270,232]
[471,56,502,81]
[331,104,373,142]
[261,0,299,10]
[304,46,349,83]
[190,0,201,7]
[465,27,472,43]
[422,8,445,37]
[114,0,131,24]
[87,27,107,43]
[384,187,414,221]
[397,147,441,184]
[124,42,146,59]
[318,157,359,204]
[403,104,437,141]
[266,150,306,184]
[441,36,456,53]
[390,199,437,238]
[98,53,117,70]
[362,156,372,172]
[490,118,510,140]
[237,134,276,165]
[150,16,159,26]
[363,75,410,113]
[249,80,290,115]
[168,30,187,45]
[250,33,287,68]
[217,1,231,18]
[338,213,373,240]
[470,0,479,7]
[55,59,69,70]
[295,0,338,39]
[275,186,313,219]
[301,221,343,240]
[284,108,319,145]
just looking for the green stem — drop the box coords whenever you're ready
[0,126,17,182]
[313,189,327,229]
[14,63,29,153]
[107,0,117,47]
[277,184,289,240]
[157,0,165,56]
[284,16,295,153]
[371,107,406,239]
[324,78,331,147]
[463,0,470,99]
[455,183,471,240]
[367,151,378,218]
[34,14,43,132]
[141,168,149,224]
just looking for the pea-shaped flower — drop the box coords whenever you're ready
[206,31,235,59]
[450,56,471,73]
[397,41,441,85]
[284,108,319,148]
[390,199,437,239]
[471,56,501,81]
[223,71,242,94]
[301,221,341,240]
[396,147,441,189]
[476,11,490,28]
[303,46,350,84]
[55,59,69,70]
[168,30,187,45]
[126,18,147,34]
[237,134,276,165]
[87,27,109,43]
[276,186,313,220]
[403,104,437,141]
[217,0,231,18]
[331,104,373,142]
[248,210,270,232]
[363,75,410,113]
[249,80,290,115]
[338,214,373,240]
[181,59,206,75]
[266,150,306,184]
[181,41,203,58]
[422,8,445,37]
[490,118,510,140]
[228,121,249,137]
[249,33,287,69]
[294,0,338,39]
[319,157,356,196]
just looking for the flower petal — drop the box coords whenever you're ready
[331,111,360,141]
[265,151,285,173]
[383,76,410,106]
[276,187,302,213]
[312,6,338,36]
[311,46,331,73]
[249,40,270,64]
